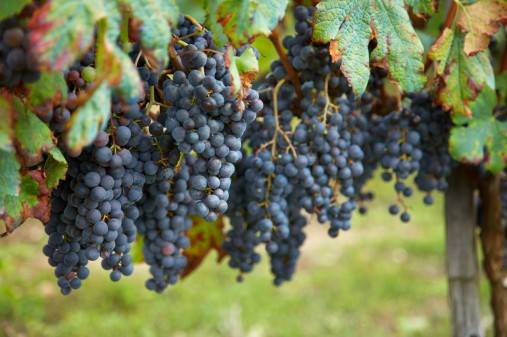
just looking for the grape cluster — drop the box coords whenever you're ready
[0,11,40,87]
[410,92,453,204]
[44,107,146,294]
[155,17,263,223]
[224,5,367,284]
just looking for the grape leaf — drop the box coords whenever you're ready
[44,147,68,189]
[65,83,112,151]
[405,0,437,16]
[28,0,106,70]
[429,28,494,117]
[205,0,228,47]
[456,0,507,56]
[208,0,288,47]
[226,47,241,94]
[313,0,426,95]
[4,175,39,217]
[449,87,507,172]
[0,93,20,202]
[111,45,144,102]
[0,150,20,206]
[120,0,179,68]
[1,170,52,236]
[27,71,68,106]
[181,216,227,279]
[14,98,54,156]
[0,0,32,20]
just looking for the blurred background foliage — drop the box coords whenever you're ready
[0,176,495,337]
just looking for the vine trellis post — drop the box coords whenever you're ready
[446,166,507,337]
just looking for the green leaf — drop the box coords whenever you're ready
[0,0,32,21]
[121,0,179,68]
[28,0,106,70]
[111,45,144,101]
[208,0,288,47]
[4,175,41,220]
[44,147,68,189]
[429,28,495,117]
[66,83,112,151]
[14,98,54,155]
[405,0,437,16]
[0,94,20,202]
[236,46,259,74]
[226,47,241,94]
[27,71,68,106]
[313,0,426,95]
[181,216,226,279]
[0,150,20,204]
[449,87,507,172]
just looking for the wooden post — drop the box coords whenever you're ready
[479,173,507,337]
[445,166,483,337]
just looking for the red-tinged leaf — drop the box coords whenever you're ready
[28,0,106,71]
[27,71,68,106]
[456,0,507,56]
[14,96,55,166]
[429,27,494,117]
[329,40,341,63]
[1,169,52,237]
[181,216,227,279]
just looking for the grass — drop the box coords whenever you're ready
[0,177,495,337]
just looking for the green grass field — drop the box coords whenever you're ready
[0,178,494,337]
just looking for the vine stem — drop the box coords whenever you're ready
[269,27,303,100]
[479,174,507,337]
[500,45,507,73]
[442,1,458,31]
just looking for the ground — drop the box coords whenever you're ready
[0,178,494,337]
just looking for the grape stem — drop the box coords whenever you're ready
[168,44,185,71]
[269,27,303,100]
[321,73,339,125]
[270,79,298,159]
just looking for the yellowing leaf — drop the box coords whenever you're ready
[28,0,106,70]
[429,28,494,117]
[208,0,288,47]
[449,87,507,172]
[181,216,227,279]
[456,0,507,55]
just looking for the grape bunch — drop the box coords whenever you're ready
[410,92,453,204]
[44,107,147,294]
[156,16,263,223]
[224,5,368,284]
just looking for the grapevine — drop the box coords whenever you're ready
[1,0,507,334]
